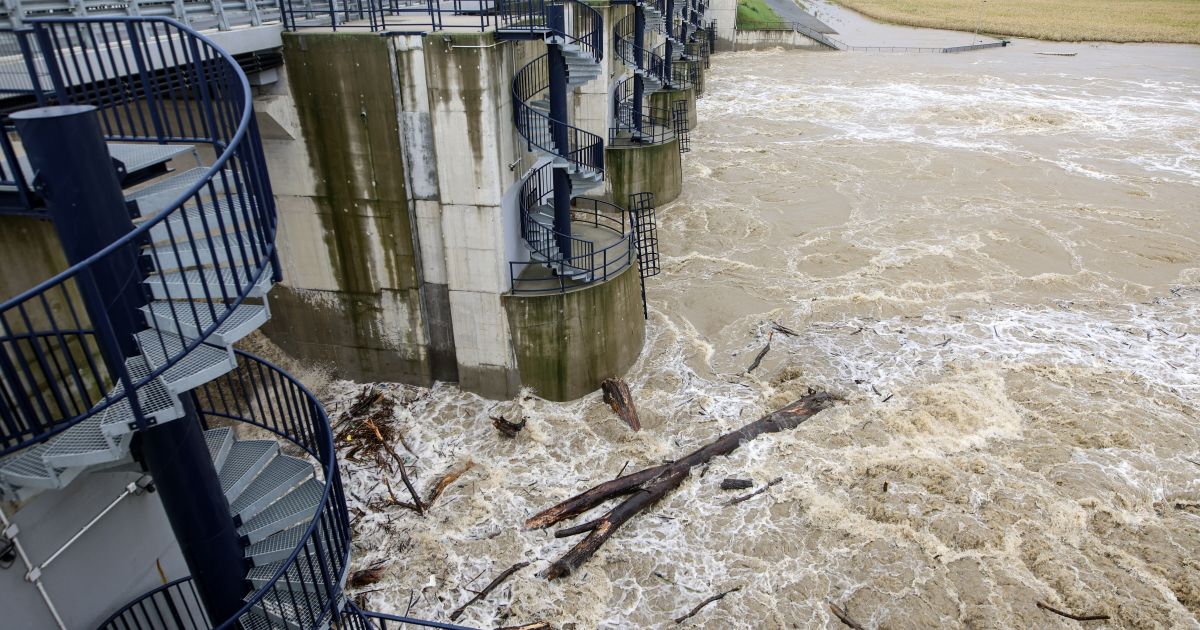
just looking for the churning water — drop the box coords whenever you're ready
[331,12,1200,629]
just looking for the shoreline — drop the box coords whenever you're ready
[822,0,1200,46]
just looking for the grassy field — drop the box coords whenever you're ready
[737,0,786,28]
[831,0,1200,44]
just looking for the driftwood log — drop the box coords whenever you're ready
[720,478,753,490]
[449,561,531,621]
[493,415,526,438]
[526,391,836,579]
[601,378,641,431]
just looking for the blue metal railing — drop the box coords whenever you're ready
[98,351,354,630]
[613,13,668,87]
[512,53,604,175]
[509,162,634,293]
[0,16,278,456]
[609,76,673,146]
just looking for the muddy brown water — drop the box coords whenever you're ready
[326,7,1200,629]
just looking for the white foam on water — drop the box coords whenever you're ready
[328,42,1200,629]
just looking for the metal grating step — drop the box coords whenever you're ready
[127,166,212,212]
[140,301,269,347]
[246,554,334,594]
[7,142,192,184]
[0,443,83,493]
[135,329,237,394]
[255,589,330,630]
[205,427,234,471]
[41,415,134,468]
[239,611,273,630]
[238,478,322,545]
[142,231,262,273]
[143,196,250,243]
[230,455,314,525]
[219,439,278,504]
[143,264,274,302]
[98,356,185,437]
[244,523,307,567]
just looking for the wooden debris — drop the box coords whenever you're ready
[426,459,475,505]
[674,586,742,624]
[1036,601,1109,622]
[829,602,866,629]
[720,478,754,491]
[365,417,425,514]
[727,477,783,505]
[745,332,774,374]
[602,378,641,432]
[493,415,527,438]
[527,392,837,579]
[496,624,552,630]
[449,562,531,621]
[770,321,799,337]
[348,563,389,588]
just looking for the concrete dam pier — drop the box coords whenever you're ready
[253,11,715,401]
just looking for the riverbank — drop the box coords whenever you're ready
[830,0,1200,44]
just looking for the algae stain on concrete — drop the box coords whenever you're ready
[504,265,646,401]
[277,32,430,380]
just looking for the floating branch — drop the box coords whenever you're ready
[829,602,866,629]
[674,586,742,624]
[449,562,531,621]
[1036,601,1110,622]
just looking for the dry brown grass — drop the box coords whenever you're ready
[831,0,1200,44]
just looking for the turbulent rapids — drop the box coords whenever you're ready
[315,13,1200,629]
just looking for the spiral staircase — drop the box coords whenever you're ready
[507,0,606,190]
[0,15,450,630]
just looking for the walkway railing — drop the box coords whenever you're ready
[0,0,282,32]
[512,53,604,175]
[613,13,667,86]
[609,77,673,146]
[0,16,277,456]
[736,20,840,49]
[97,351,352,630]
[510,162,633,294]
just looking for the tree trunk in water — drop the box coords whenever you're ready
[526,391,837,579]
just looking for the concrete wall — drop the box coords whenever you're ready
[1,470,187,629]
[710,0,737,50]
[652,86,698,131]
[260,31,550,399]
[504,264,645,401]
[733,29,823,50]
[261,33,441,384]
[607,139,683,208]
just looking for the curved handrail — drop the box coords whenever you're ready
[497,0,603,63]
[613,13,668,85]
[512,54,604,175]
[98,351,352,630]
[511,162,633,293]
[0,16,277,455]
[609,77,673,146]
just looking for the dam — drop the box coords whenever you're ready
[1,0,1198,627]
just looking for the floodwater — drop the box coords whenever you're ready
[332,5,1200,628]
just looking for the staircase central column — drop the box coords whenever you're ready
[547,3,573,260]
[664,0,676,76]
[13,105,248,625]
[633,6,647,134]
